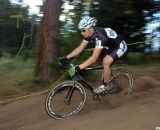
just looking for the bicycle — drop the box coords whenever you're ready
[45,63,133,119]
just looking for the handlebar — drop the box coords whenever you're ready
[63,62,103,71]
[59,61,103,77]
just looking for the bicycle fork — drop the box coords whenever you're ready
[64,80,76,104]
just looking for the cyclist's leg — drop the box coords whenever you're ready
[103,40,128,83]
[102,55,113,83]
[93,41,127,94]
[93,55,114,94]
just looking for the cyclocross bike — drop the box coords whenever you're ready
[45,63,133,119]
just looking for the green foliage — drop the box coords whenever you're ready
[92,0,154,35]
[0,56,51,99]
[127,52,160,64]
[19,78,49,91]
[0,54,34,76]
[57,31,82,56]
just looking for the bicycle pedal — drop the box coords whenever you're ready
[93,93,102,101]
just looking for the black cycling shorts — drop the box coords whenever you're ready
[99,40,127,62]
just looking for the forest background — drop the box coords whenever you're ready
[0,0,159,99]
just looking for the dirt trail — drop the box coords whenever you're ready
[0,69,160,130]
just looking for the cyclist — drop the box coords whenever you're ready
[59,16,127,94]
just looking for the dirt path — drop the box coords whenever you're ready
[0,70,160,130]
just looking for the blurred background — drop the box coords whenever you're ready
[0,0,159,99]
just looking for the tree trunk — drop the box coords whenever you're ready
[35,0,62,80]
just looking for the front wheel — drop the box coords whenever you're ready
[45,80,86,119]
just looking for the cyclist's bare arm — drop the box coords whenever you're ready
[66,40,89,59]
[79,47,103,69]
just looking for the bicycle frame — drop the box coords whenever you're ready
[64,66,103,103]
[74,66,103,91]
[64,64,129,103]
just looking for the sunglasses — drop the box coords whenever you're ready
[81,29,87,32]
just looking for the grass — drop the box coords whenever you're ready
[0,57,34,82]
[0,56,50,100]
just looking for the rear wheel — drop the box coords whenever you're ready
[108,69,133,95]
[45,80,86,119]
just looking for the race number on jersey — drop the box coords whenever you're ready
[105,28,117,39]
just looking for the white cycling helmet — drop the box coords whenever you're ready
[78,17,97,29]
